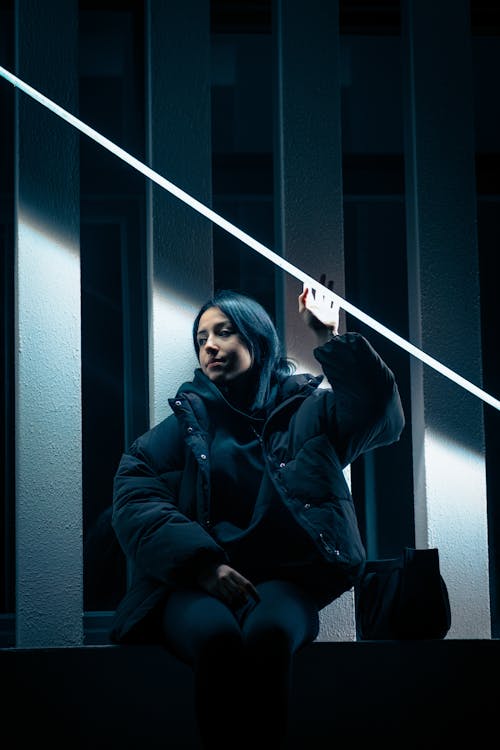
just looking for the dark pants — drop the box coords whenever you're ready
[161,579,320,750]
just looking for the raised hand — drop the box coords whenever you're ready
[298,273,340,339]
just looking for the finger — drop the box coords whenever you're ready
[232,574,259,601]
[244,582,260,602]
[298,287,308,310]
[226,571,258,599]
[318,273,334,291]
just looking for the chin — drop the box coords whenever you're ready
[205,370,226,382]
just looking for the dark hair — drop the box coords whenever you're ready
[192,289,295,410]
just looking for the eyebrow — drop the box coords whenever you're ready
[196,321,232,336]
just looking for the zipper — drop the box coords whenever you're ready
[250,424,263,444]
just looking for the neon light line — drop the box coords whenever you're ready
[1,64,499,411]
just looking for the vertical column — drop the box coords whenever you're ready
[274,0,355,640]
[15,0,82,646]
[146,0,213,426]
[403,0,490,637]
[274,0,345,371]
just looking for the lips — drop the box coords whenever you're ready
[207,359,224,368]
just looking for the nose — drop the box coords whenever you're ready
[204,334,219,352]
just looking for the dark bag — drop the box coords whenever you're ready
[355,547,451,640]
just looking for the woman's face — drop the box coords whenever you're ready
[196,306,253,386]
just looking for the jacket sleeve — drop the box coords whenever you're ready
[313,332,405,466]
[112,416,226,585]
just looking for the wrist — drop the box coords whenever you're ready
[315,329,330,345]
[316,326,337,345]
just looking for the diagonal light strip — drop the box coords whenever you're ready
[1,64,499,411]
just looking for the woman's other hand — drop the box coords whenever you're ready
[298,273,340,342]
[197,563,260,608]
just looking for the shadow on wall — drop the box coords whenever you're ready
[84,506,125,611]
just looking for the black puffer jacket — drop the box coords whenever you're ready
[110,333,405,643]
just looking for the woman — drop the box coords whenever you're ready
[110,281,405,749]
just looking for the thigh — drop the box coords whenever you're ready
[161,588,242,666]
[241,579,320,653]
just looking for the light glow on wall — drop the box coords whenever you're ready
[419,429,490,638]
[149,283,201,425]
[16,209,83,646]
[421,430,488,547]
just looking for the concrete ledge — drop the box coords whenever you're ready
[3,639,499,748]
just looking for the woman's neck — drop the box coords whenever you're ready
[220,370,259,411]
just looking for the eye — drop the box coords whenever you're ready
[219,329,232,337]
[197,337,207,347]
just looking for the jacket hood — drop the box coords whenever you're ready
[175,367,324,419]
[177,368,226,404]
